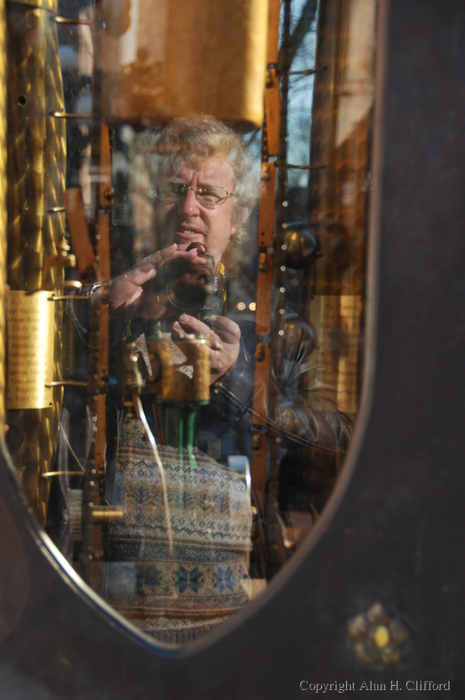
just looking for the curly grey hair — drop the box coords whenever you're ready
[154,114,260,245]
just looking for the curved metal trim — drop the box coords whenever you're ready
[0,0,5,432]
[0,0,392,678]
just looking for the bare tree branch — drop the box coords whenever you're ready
[279,0,318,68]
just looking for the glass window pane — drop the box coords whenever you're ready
[5,0,377,646]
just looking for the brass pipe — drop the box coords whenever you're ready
[49,111,93,119]
[44,381,88,388]
[53,17,93,25]
[48,295,89,301]
[90,507,124,524]
[41,471,84,479]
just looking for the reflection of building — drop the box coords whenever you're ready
[308,0,376,416]
[101,0,269,129]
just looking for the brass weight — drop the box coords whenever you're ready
[148,335,210,405]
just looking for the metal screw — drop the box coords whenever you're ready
[103,188,114,207]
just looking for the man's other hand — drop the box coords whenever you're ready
[109,243,206,318]
[172,313,240,384]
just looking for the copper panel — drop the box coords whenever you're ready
[266,0,280,65]
[251,435,268,495]
[264,67,280,155]
[257,162,276,249]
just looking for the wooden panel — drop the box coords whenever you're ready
[258,162,276,248]
[266,0,281,65]
[264,68,280,155]
[63,188,95,275]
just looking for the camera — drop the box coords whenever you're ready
[164,243,224,321]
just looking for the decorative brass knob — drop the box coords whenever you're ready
[347,602,411,667]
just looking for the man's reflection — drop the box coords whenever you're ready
[99,115,352,643]
[108,115,258,385]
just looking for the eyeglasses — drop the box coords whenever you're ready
[156,182,234,209]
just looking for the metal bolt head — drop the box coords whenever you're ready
[103,187,114,208]
[252,433,262,450]
[255,342,266,362]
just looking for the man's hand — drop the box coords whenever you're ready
[109,243,206,318]
[172,314,240,384]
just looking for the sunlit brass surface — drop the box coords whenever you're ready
[0,0,6,433]
[101,0,269,129]
[10,0,56,10]
[6,291,54,409]
[90,507,124,524]
[40,471,84,479]
[6,2,66,526]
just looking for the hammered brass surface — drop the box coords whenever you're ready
[6,2,66,526]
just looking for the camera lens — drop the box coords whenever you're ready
[166,262,214,313]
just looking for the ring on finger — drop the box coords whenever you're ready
[210,335,222,350]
